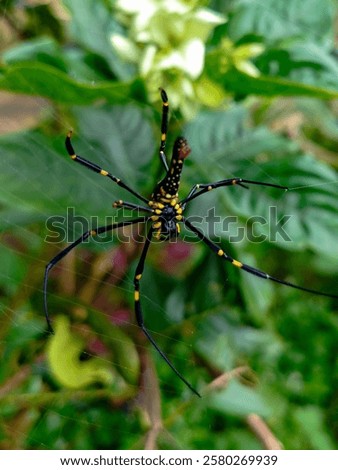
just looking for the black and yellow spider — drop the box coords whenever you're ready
[44,89,337,397]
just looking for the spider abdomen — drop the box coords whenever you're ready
[149,198,183,240]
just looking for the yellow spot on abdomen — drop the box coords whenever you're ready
[135,274,142,280]
[71,154,76,160]
[232,259,243,268]
[217,249,224,256]
[134,291,140,301]
[100,169,108,176]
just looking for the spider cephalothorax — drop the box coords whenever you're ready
[44,88,338,397]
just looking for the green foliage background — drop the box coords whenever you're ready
[0,0,337,450]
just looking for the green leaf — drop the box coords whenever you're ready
[294,406,335,450]
[227,0,335,47]
[72,104,155,188]
[256,41,338,92]
[0,130,108,222]
[287,42,338,91]
[0,244,28,296]
[194,311,236,371]
[2,37,66,70]
[238,155,338,257]
[184,105,294,167]
[62,0,133,79]
[0,62,142,105]
[208,380,272,418]
[222,69,338,98]
[86,308,140,385]
[2,37,111,83]
[0,103,154,228]
[184,106,338,258]
[0,207,47,232]
[297,98,338,142]
[236,253,274,319]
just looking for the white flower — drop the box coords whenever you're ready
[110,34,139,62]
[113,0,227,115]
[156,39,205,79]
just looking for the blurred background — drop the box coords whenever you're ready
[0,0,337,450]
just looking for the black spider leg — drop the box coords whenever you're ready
[134,227,201,397]
[183,218,338,300]
[66,132,148,203]
[113,199,153,213]
[158,88,169,172]
[181,178,288,208]
[44,217,147,333]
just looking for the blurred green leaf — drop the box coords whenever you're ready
[72,104,155,188]
[2,37,66,70]
[208,380,272,418]
[297,98,338,142]
[0,245,28,296]
[195,311,236,371]
[86,308,140,385]
[185,107,338,257]
[294,406,336,450]
[256,41,338,92]
[236,253,274,319]
[62,0,134,80]
[0,62,142,105]
[184,105,294,167]
[238,155,338,256]
[0,103,154,227]
[221,69,338,98]
[227,0,335,47]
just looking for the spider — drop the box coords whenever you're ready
[44,89,338,397]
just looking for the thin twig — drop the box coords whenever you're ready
[246,413,283,450]
[0,364,32,399]
[0,388,135,408]
[203,366,249,394]
[139,351,163,450]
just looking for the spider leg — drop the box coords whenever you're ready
[158,88,169,172]
[44,217,147,333]
[183,218,338,300]
[181,178,288,207]
[134,227,201,397]
[65,132,148,203]
[113,200,153,213]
